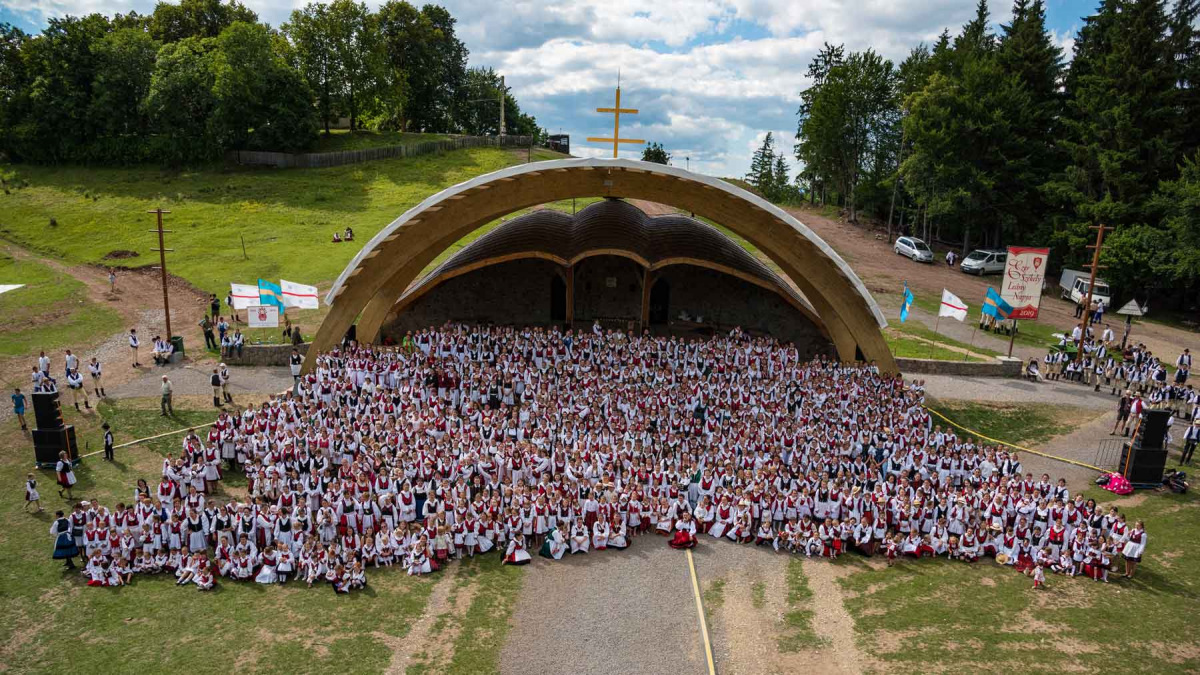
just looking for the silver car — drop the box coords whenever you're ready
[960,249,1008,275]
[894,236,934,263]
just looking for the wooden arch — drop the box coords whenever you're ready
[310,158,894,372]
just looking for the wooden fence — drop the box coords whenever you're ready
[226,134,534,169]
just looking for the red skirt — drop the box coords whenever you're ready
[668,531,696,549]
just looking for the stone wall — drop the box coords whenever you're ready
[222,343,310,367]
[654,266,831,358]
[896,356,1022,378]
[573,256,643,320]
[387,258,559,334]
[383,255,834,357]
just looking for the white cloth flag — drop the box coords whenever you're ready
[280,279,320,309]
[229,283,260,310]
[939,288,968,321]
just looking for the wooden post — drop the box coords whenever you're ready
[565,264,575,328]
[1075,224,1113,364]
[640,269,654,332]
[148,208,174,338]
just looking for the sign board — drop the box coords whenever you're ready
[1001,246,1050,320]
[1117,299,1147,316]
[0,284,25,295]
[247,304,279,328]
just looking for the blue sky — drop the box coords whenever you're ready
[4,0,1093,177]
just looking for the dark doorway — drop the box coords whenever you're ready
[649,278,670,324]
[550,274,567,321]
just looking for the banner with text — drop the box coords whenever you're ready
[247,304,280,328]
[1001,246,1050,320]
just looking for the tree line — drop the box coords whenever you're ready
[787,0,1200,301]
[0,0,542,164]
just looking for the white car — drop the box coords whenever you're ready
[894,236,934,263]
[960,249,1007,275]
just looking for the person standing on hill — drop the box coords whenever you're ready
[12,387,27,431]
[102,422,115,461]
[210,368,223,408]
[66,369,89,411]
[88,357,106,399]
[160,375,173,416]
[64,349,78,379]
[209,294,221,320]
[129,329,141,367]
[200,315,217,350]
[290,349,303,395]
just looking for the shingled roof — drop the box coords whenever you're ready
[395,198,816,315]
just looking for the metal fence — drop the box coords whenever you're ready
[226,134,534,169]
[1094,438,1128,470]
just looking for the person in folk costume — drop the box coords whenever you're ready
[50,510,80,569]
[607,515,629,550]
[569,517,591,554]
[668,510,698,549]
[1121,520,1147,580]
[55,451,76,500]
[25,473,42,513]
[504,532,532,565]
[539,525,567,560]
[255,542,280,584]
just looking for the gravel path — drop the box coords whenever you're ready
[921,374,1117,410]
[108,362,295,401]
[500,537,705,675]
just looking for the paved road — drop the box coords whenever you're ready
[500,537,706,675]
[921,374,1118,410]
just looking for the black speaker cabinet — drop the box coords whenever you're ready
[1119,442,1167,485]
[1137,409,1172,449]
[33,425,78,468]
[32,391,64,430]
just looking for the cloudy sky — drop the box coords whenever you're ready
[3,0,1089,178]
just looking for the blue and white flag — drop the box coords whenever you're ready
[258,279,285,311]
[900,282,914,323]
[982,287,1014,320]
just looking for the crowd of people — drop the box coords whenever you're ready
[43,323,1153,593]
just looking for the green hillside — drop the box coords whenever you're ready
[0,146,523,295]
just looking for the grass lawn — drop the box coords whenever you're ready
[0,250,122,360]
[310,130,452,153]
[0,147,520,295]
[839,488,1200,673]
[778,559,823,651]
[927,399,1096,447]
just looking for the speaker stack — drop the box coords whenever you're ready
[1119,408,1171,486]
[31,391,78,469]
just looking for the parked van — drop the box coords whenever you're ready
[1059,268,1113,307]
[960,249,1007,275]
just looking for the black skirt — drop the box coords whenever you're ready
[53,532,80,559]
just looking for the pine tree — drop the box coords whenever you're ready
[748,132,777,194]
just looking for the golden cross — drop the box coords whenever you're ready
[587,85,644,158]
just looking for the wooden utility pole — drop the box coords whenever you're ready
[499,75,506,137]
[1075,224,1113,364]
[148,209,174,339]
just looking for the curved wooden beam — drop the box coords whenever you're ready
[310,159,894,373]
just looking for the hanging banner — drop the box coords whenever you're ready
[1001,246,1050,320]
[229,283,260,310]
[247,304,279,328]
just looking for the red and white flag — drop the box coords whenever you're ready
[229,283,260,310]
[939,289,968,321]
[280,279,320,310]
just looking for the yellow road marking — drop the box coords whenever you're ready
[686,548,717,675]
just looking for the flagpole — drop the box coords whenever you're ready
[968,312,979,356]
[931,314,941,358]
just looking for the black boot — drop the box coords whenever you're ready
[214,397,221,407]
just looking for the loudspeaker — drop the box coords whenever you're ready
[33,425,78,467]
[1119,442,1168,485]
[1136,409,1172,449]
[32,391,64,430]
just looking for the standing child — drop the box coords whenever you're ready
[25,473,42,512]
[1032,563,1046,590]
[12,388,27,431]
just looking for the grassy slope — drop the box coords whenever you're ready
[927,399,1087,447]
[0,147,518,295]
[0,251,122,358]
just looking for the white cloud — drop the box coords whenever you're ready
[3,0,1082,179]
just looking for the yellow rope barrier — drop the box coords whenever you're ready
[927,408,1107,473]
